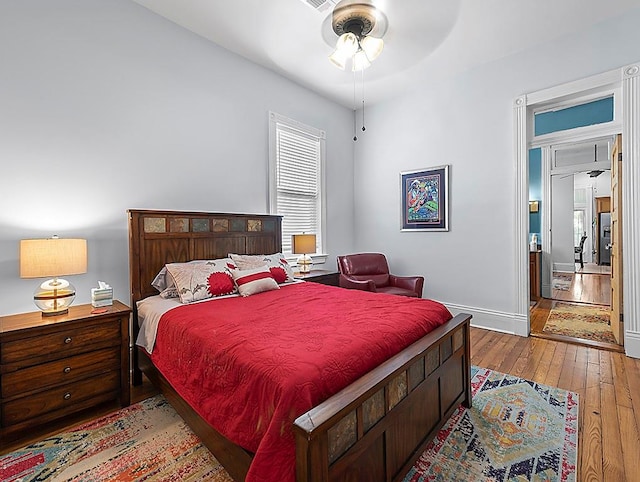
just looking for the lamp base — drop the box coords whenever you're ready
[34,278,76,317]
[297,254,313,274]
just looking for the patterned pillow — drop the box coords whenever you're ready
[165,259,237,304]
[151,260,211,293]
[231,266,280,297]
[229,253,294,284]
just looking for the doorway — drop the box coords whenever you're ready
[514,62,640,359]
[530,137,620,350]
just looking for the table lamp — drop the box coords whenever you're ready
[292,233,316,274]
[20,236,88,316]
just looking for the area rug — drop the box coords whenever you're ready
[1,367,578,482]
[543,301,616,344]
[552,272,573,291]
[0,395,231,482]
[405,366,578,482]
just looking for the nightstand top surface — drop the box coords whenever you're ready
[293,269,339,279]
[0,300,131,334]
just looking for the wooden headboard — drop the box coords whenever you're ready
[128,209,282,307]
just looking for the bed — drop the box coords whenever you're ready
[128,209,472,482]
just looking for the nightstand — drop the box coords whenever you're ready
[0,301,131,445]
[294,269,340,287]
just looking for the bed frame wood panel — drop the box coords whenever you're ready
[128,209,472,482]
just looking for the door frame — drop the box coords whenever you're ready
[514,62,640,358]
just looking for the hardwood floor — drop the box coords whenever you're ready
[471,327,640,482]
[577,262,611,276]
[552,272,611,305]
[5,334,640,482]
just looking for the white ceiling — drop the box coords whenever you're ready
[132,0,640,107]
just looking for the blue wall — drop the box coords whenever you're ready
[534,96,614,136]
[529,148,542,244]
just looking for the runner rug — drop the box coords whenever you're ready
[1,367,578,482]
[543,300,616,344]
[552,272,573,291]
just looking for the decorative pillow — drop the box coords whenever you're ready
[231,266,280,297]
[165,259,237,304]
[158,286,179,299]
[229,253,295,284]
[151,259,211,292]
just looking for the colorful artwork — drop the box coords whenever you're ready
[401,166,449,231]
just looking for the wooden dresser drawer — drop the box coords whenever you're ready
[2,370,120,426]
[1,347,120,398]
[1,319,121,365]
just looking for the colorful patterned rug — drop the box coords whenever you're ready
[1,367,578,482]
[543,301,616,344]
[405,366,578,482]
[0,396,232,482]
[552,272,573,291]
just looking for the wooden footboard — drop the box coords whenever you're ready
[294,313,472,482]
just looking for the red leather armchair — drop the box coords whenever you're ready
[337,253,424,298]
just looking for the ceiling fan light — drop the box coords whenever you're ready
[360,35,384,61]
[352,49,371,71]
[329,49,348,70]
[335,32,359,56]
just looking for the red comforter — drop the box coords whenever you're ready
[150,282,451,482]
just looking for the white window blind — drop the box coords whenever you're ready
[269,112,325,255]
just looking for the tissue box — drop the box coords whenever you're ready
[91,287,113,307]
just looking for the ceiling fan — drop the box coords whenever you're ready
[586,144,604,178]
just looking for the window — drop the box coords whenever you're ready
[573,209,586,246]
[269,112,326,257]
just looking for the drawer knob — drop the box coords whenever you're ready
[63,392,72,400]
[64,337,72,344]
[63,366,72,374]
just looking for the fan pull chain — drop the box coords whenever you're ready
[361,68,366,132]
[353,69,358,141]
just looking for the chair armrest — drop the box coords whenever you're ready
[339,274,377,292]
[389,275,424,297]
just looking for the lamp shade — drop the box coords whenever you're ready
[20,238,87,278]
[291,234,316,255]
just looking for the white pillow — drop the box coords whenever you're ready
[231,266,280,297]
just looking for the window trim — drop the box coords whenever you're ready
[268,111,327,265]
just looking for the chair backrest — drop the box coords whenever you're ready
[337,253,390,287]
[578,234,587,250]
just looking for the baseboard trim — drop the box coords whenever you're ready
[625,331,640,359]
[444,303,529,337]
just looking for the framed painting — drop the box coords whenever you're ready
[401,165,449,231]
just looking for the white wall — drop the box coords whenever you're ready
[551,175,575,273]
[0,0,355,316]
[354,7,640,329]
